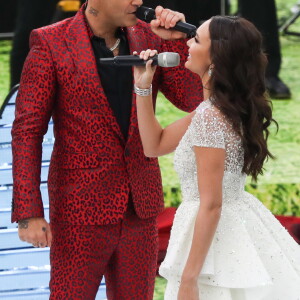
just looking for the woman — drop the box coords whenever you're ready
[133,16,300,300]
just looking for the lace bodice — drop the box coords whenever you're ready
[174,99,246,203]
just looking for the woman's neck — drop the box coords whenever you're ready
[202,86,211,101]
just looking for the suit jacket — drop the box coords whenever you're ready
[11,5,202,225]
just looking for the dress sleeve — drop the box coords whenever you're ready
[189,106,226,149]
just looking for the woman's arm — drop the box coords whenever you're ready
[134,49,195,157]
[136,94,194,157]
[178,146,225,299]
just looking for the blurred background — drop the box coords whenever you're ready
[0,0,299,299]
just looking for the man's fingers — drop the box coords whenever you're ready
[18,218,51,247]
[150,19,161,29]
[159,9,171,27]
[156,8,185,30]
[46,226,53,247]
[155,6,164,18]
[165,13,175,29]
[38,240,47,248]
[169,13,184,28]
[32,242,39,248]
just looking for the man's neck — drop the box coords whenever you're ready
[85,4,118,40]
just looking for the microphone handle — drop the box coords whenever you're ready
[173,22,197,37]
[114,55,158,66]
[137,6,196,37]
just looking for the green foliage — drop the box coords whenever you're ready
[154,0,300,216]
[0,40,11,103]
[154,277,167,300]
[245,184,300,216]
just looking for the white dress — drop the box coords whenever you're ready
[159,99,300,300]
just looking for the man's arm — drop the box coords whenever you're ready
[149,6,203,112]
[11,29,56,246]
[159,38,203,112]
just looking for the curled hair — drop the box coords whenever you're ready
[208,16,278,181]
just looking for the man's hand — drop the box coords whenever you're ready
[18,217,52,248]
[150,6,187,40]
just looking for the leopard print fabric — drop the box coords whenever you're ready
[50,206,158,299]
[11,5,203,225]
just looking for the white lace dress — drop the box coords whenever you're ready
[159,99,300,300]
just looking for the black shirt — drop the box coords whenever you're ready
[91,29,133,140]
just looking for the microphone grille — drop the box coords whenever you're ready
[157,52,180,67]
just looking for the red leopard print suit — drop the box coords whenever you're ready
[11,5,203,299]
[11,6,202,226]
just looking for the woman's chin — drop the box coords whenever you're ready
[185,60,196,74]
[185,60,191,70]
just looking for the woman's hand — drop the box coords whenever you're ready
[133,49,158,89]
[177,278,199,300]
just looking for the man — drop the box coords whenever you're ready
[11,0,202,299]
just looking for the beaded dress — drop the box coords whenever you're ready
[159,99,300,300]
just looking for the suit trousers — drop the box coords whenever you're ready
[49,201,158,300]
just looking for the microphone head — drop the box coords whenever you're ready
[157,52,180,67]
[136,6,155,23]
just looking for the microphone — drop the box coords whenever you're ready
[136,6,197,37]
[99,52,180,67]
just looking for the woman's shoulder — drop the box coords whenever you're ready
[193,98,235,133]
[195,98,224,120]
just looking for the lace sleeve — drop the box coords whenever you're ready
[189,105,226,149]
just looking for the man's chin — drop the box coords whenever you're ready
[124,15,138,27]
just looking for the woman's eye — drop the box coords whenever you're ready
[194,37,199,43]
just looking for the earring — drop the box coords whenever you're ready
[208,65,213,77]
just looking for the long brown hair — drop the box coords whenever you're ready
[208,16,278,181]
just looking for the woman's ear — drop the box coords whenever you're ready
[208,64,214,77]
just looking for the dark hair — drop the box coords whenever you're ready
[208,16,278,181]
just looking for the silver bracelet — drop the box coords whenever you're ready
[134,84,152,96]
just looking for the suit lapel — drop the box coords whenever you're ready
[64,6,125,144]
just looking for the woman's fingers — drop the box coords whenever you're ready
[139,49,158,61]
[146,59,154,70]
